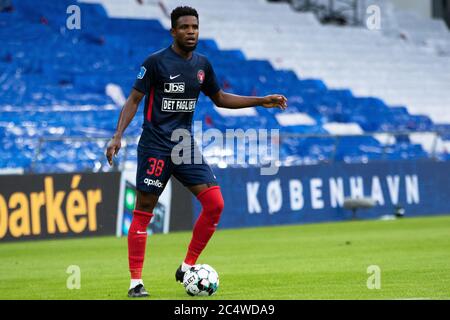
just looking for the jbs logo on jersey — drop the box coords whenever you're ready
[164,82,185,93]
[162,98,196,112]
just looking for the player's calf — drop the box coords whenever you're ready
[128,210,154,294]
[184,186,224,266]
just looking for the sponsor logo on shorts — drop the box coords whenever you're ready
[162,98,196,112]
[164,82,185,93]
[143,178,164,188]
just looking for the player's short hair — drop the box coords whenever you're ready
[171,6,198,28]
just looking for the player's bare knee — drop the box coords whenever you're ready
[134,198,155,213]
[135,190,159,213]
[135,200,156,213]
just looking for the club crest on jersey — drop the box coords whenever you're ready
[197,69,205,84]
[137,66,147,79]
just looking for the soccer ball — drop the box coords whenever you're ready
[182,264,219,296]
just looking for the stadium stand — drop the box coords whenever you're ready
[0,0,449,173]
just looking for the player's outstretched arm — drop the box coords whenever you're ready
[106,88,144,166]
[210,89,287,110]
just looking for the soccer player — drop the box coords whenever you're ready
[106,6,287,297]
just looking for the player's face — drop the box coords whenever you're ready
[171,16,199,52]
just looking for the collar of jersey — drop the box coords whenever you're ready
[169,45,194,62]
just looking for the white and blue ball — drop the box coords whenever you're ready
[182,264,219,296]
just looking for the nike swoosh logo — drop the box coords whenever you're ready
[170,74,181,80]
[136,231,147,234]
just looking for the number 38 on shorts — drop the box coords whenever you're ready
[146,157,165,177]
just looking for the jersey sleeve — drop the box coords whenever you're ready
[133,55,157,94]
[201,58,221,97]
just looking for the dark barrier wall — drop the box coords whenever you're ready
[169,177,194,232]
[0,172,121,241]
[192,160,450,228]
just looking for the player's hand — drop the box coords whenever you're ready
[262,94,288,110]
[106,135,121,166]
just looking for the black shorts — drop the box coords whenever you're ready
[136,148,218,196]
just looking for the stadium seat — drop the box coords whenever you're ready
[0,0,448,172]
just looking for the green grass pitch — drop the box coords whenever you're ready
[1,215,449,300]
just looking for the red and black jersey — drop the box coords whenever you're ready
[133,46,220,154]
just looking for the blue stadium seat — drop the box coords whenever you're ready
[0,0,444,172]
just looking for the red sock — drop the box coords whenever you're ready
[184,186,224,265]
[128,209,154,279]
